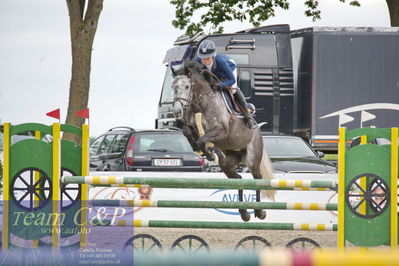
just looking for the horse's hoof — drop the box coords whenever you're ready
[205,152,216,161]
[194,151,203,156]
[255,210,267,220]
[239,210,250,222]
[214,150,226,161]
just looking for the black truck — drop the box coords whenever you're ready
[157,25,399,152]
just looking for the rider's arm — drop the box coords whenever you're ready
[217,57,236,87]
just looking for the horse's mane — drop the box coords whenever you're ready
[183,61,217,95]
[184,61,203,73]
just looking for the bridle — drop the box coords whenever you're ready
[173,74,193,109]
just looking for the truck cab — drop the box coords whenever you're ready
[157,24,294,135]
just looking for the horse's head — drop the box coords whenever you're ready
[171,66,192,120]
[171,61,215,120]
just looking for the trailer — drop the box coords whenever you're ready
[291,27,399,151]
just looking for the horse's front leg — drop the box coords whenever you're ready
[182,125,201,153]
[196,126,227,158]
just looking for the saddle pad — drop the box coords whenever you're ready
[220,89,245,117]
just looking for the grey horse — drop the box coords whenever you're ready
[172,61,275,222]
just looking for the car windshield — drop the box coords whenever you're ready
[375,137,399,145]
[263,136,316,157]
[160,67,175,104]
[135,132,194,153]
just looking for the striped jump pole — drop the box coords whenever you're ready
[90,199,338,211]
[89,219,337,231]
[62,176,337,191]
[134,249,399,266]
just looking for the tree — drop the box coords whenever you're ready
[386,0,399,26]
[171,0,397,35]
[64,0,103,142]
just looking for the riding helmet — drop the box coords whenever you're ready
[197,40,216,59]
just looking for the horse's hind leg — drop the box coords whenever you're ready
[219,151,250,222]
[238,189,251,222]
[248,165,267,219]
[254,190,266,219]
[244,146,267,220]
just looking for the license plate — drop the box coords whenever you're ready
[153,158,181,166]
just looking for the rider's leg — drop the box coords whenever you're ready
[234,88,255,129]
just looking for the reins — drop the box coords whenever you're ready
[200,68,223,88]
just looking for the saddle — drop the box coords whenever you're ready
[199,68,255,116]
[219,87,255,117]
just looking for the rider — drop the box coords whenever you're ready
[193,40,255,129]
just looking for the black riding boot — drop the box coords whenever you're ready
[235,88,256,129]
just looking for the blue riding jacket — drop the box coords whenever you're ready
[193,54,237,87]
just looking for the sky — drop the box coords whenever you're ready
[0,0,391,137]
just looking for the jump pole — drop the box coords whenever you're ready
[89,219,338,231]
[62,176,337,190]
[89,199,338,211]
[133,249,399,266]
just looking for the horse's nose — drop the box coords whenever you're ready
[174,109,183,120]
[173,102,183,120]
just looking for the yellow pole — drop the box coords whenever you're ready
[390,128,398,249]
[33,130,41,248]
[312,248,399,266]
[52,123,60,252]
[359,135,367,216]
[80,124,89,248]
[338,127,346,249]
[2,123,10,251]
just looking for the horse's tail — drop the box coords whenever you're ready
[260,150,275,200]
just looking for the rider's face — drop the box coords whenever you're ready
[201,57,214,67]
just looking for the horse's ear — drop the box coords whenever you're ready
[183,59,192,77]
[184,65,192,77]
[170,65,176,77]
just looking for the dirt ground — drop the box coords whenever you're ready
[86,226,338,253]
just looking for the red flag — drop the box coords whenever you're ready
[46,108,60,120]
[75,108,90,119]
